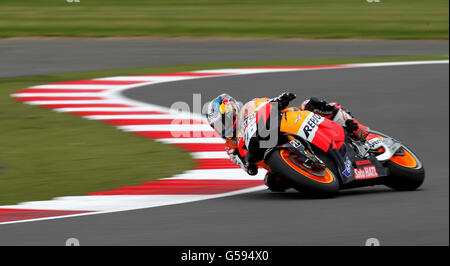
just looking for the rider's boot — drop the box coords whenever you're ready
[264,172,291,192]
[344,118,369,141]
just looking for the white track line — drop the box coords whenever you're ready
[25,100,116,105]
[12,93,105,97]
[191,151,229,159]
[162,169,266,180]
[0,185,268,214]
[84,114,199,120]
[29,84,126,89]
[156,138,224,144]
[192,68,303,74]
[96,76,197,82]
[347,60,449,68]
[117,124,213,132]
[53,107,170,112]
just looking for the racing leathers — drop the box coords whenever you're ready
[300,97,369,141]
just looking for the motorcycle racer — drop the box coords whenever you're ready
[206,92,369,191]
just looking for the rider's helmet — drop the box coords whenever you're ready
[206,94,242,139]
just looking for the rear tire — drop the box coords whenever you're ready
[266,149,339,197]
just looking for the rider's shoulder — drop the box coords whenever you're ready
[248,97,270,105]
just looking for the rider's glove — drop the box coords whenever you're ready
[271,92,296,110]
[303,97,337,117]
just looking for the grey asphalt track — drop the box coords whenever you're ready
[0,61,448,245]
[0,39,448,78]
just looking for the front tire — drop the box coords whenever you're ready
[368,130,425,191]
[384,147,425,191]
[266,149,339,197]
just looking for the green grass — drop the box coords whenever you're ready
[0,81,195,206]
[0,55,448,206]
[0,0,448,39]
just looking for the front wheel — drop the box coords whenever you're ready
[384,146,425,191]
[265,149,339,197]
[368,131,425,191]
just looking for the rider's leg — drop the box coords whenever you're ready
[301,97,369,140]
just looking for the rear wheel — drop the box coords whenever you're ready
[266,149,339,197]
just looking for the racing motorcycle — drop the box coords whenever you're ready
[236,95,425,197]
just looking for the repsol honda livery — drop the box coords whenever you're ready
[234,95,425,197]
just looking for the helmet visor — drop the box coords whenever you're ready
[211,111,236,138]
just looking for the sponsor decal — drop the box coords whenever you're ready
[243,118,257,148]
[313,108,334,116]
[342,157,352,178]
[355,160,372,166]
[368,138,383,149]
[298,113,324,141]
[354,166,379,180]
[289,139,302,148]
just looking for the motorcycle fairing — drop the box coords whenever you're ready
[328,142,389,185]
[366,136,403,162]
[280,110,346,152]
[236,102,391,186]
[280,109,389,185]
